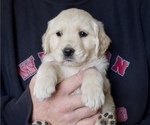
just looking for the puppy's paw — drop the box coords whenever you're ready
[81,84,105,110]
[33,77,56,100]
[32,121,51,125]
[95,112,116,125]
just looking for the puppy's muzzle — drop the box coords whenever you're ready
[63,47,75,60]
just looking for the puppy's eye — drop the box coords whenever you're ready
[56,31,63,37]
[79,31,88,38]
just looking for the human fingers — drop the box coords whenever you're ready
[60,107,97,125]
[74,107,98,122]
[76,112,100,125]
[60,95,86,112]
[57,70,85,95]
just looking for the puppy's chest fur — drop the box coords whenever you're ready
[59,66,80,79]
[43,54,109,82]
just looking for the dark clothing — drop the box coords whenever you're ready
[1,0,150,124]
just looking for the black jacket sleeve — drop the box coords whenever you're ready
[1,0,34,124]
[136,0,150,124]
[0,87,32,125]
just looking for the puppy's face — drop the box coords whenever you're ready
[43,8,110,66]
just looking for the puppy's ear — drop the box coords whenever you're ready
[94,20,111,57]
[42,20,53,54]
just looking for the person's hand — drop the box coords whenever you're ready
[29,71,101,125]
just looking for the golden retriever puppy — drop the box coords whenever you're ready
[33,8,116,125]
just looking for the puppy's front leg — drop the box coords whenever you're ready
[34,62,61,100]
[81,68,105,110]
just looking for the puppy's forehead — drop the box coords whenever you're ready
[59,8,92,19]
[54,8,94,25]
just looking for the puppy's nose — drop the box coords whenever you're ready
[63,47,75,57]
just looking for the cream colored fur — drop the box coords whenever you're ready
[34,8,115,125]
